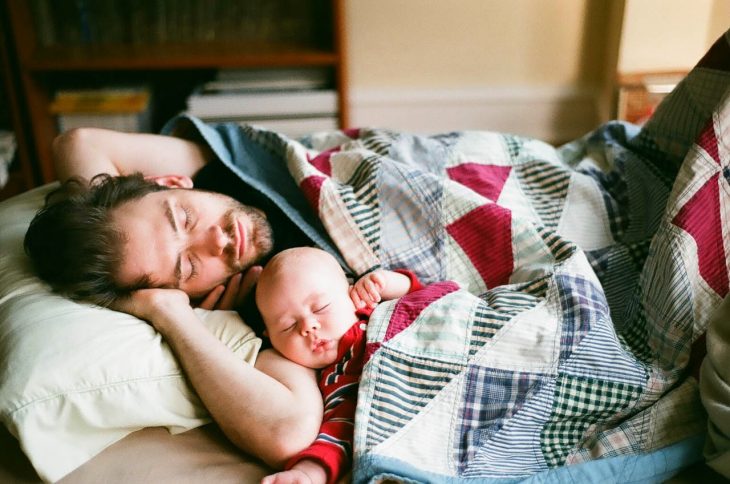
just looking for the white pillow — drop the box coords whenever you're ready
[0,184,262,482]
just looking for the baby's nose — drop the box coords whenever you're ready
[300,316,320,335]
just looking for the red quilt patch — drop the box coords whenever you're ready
[446,203,514,289]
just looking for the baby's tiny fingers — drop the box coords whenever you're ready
[363,279,381,304]
[350,286,365,308]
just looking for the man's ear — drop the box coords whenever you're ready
[145,174,194,189]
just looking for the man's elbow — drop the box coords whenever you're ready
[52,128,93,181]
[280,413,322,462]
[229,412,320,468]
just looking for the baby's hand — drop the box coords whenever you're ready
[350,270,387,309]
[261,459,327,484]
[260,469,313,484]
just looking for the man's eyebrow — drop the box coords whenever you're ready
[163,199,183,288]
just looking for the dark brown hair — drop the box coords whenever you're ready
[24,173,169,307]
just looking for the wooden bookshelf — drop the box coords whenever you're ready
[26,44,341,71]
[0,1,35,197]
[0,0,349,186]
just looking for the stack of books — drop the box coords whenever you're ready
[185,68,339,138]
[30,0,320,48]
[50,87,152,133]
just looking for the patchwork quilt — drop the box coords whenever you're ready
[247,33,730,482]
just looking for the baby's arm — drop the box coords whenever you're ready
[350,269,414,309]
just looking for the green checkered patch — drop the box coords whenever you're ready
[541,374,643,467]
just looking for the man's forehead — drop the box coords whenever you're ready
[112,193,177,288]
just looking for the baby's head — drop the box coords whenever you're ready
[255,247,358,369]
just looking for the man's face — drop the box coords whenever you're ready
[111,188,273,299]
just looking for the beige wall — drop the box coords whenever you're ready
[342,0,725,138]
[345,0,727,89]
[618,0,727,73]
[709,0,730,45]
[345,0,611,90]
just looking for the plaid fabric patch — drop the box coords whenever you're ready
[378,166,447,282]
[385,235,446,285]
[585,240,651,331]
[631,67,730,177]
[640,230,695,368]
[581,165,629,239]
[457,367,548,472]
[619,378,705,452]
[555,274,609,360]
[617,296,652,365]
[541,374,642,467]
[567,426,639,465]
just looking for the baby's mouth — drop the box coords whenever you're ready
[312,339,332,353]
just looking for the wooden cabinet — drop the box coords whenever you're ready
[0,0,348,189]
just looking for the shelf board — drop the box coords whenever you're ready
[25,43,339,71]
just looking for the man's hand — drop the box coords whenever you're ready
[261,459,327,484]
[111,288,192,333]
[197,265,262,310]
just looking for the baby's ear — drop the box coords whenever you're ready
[263,329,269,338]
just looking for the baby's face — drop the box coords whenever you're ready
[257,249,359,369]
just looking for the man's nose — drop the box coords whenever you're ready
[191,225,228,256]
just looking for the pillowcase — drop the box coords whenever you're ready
[0,184,262,482]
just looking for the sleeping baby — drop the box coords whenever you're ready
[255,247,422,484]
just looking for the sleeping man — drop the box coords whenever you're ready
[23,120,340,471]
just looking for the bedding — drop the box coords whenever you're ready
[276,31,728,482]
[0,28,728,484]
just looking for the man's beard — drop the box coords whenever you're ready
[222,204,274,274]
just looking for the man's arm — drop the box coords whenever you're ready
[118,289,323,467]
[52,127,213,182]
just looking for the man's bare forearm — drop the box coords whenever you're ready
[156,309,322,467]
[52,127,211,182]
[120,289,322,467]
